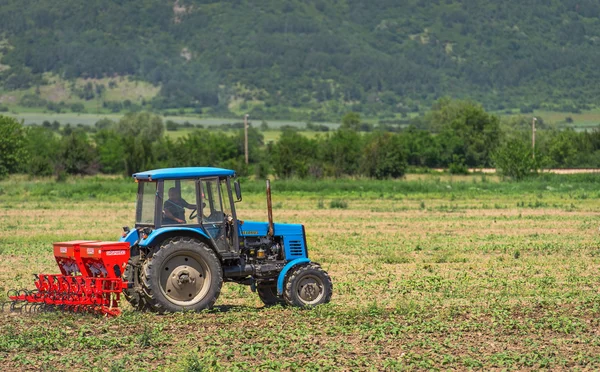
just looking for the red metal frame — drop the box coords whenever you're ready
[9,241,130,317]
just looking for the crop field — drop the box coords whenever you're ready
[1,174,600,370]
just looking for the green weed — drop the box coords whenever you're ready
[329,199,348,209]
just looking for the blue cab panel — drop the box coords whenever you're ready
[240,221,308,260]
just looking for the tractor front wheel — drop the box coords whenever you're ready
[141,237,222,313]
[283,263,332,307]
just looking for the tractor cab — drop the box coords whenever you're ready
[131,167,241,257]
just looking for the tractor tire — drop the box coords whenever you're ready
[256,282,285,307]
[141,237,222,313]
[123,255,150,311]
[283,263,333,308]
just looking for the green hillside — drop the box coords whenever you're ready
[1,0,600,120]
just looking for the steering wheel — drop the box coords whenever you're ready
[189,208,197,220]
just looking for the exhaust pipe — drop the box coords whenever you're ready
[266,179,274,237]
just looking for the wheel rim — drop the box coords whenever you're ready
[159,252,211,306]
[296,274,325,305]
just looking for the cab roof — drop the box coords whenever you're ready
[133,167,235,181]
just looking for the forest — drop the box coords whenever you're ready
[2,99,599,181]
[1,0,600,119]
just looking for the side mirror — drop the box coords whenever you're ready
[234,180,242,202]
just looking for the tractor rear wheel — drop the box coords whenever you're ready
[256,282,285,306]
[283,263,332,307]
[123,255,150,311]
[141,237,222,313]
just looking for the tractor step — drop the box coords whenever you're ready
[6,241,130,317]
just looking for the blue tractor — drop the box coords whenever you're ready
[119,167,332,312]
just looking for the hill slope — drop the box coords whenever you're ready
[1,0,600,118]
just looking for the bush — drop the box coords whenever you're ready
[103,101,123,113]
[330,199,348,209]
[46,101,65,113]
[19,94,47,108]
[448,155,469,175]
[71,102,86,113]
[306,122,330,132]
[166,120,179,131]
[493,138,538,180]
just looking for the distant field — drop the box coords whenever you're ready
[517,109,600,131]
[6,112,340,130]
[1,174,600,369]
[5,107,600,133]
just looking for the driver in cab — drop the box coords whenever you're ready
[163,187,195,224]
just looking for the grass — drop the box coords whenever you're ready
[1,173,600,369]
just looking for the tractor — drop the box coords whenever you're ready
[6,167,332,316]
[119,167,333,312]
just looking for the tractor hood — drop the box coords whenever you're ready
[240,221,308,260]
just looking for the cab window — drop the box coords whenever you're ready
[162,179,198,225]
[200,179,223,223]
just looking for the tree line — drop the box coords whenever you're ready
[1,99,599,181]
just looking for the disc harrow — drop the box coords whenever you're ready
[6,241,130,317]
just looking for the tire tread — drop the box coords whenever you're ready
[283,263,333,307]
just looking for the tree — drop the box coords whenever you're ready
[58,130,98,175]
[431,98,501,167]
[0,115,27,178]
[544,129,579,168]
[24,126,60,176]
[493,137,538,181]
[340,112,361,131]
[361,132,407,179]
[234,126,264,164]
[115,112,164,175]
[95,129,126,174]
[322,129,362,176]
[270,130,317,178]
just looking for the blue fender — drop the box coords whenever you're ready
[277,258,311,295]
[119,229,139,246]
[139,227,212,247]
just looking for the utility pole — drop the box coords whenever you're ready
[532,117,537,159]
[244,114,249,165]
